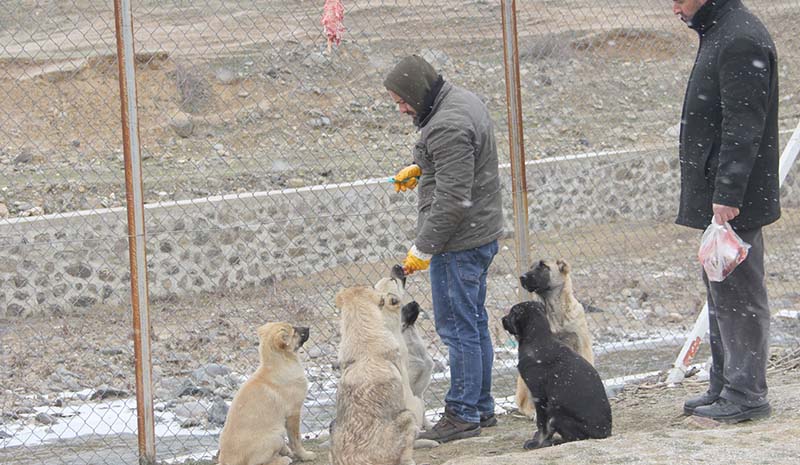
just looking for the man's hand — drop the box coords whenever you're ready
[402,245,431,275]
[713,203,740,224]
[393,164,421,192]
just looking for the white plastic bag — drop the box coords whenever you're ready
[698,219,751,282]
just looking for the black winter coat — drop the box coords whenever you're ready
[677,0,780,231]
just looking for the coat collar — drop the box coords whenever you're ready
[688,0,739,35]
[416,80,451,128]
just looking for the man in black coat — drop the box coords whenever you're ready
[673,0,780,423]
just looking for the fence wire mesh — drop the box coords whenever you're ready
[1,1,799,464]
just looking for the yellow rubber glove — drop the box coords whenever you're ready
[403,245,432,275]
[394,164,421,192]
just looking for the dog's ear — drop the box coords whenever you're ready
[272,326,291,351]
[556,259,570,275]
[257,323,270,341]
[334,287,353,310]
[502,308,519,336]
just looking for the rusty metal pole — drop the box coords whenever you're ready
[501,0,532,301]
[113,1,156,463]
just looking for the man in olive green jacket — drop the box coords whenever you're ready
[385,55,504,443]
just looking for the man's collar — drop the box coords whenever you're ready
[688,0,736,34]
[414,77,447,128]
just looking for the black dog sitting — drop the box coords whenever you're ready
[502,301,612,449]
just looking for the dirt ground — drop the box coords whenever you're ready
[293,363,800,465]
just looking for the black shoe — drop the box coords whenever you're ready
[683,391,719,415]
[418,408,481,443]
[479,413,497,428]
[692,398,772,423]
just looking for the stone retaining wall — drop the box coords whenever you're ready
[2,148,798,317]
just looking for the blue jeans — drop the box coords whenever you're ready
[430,240,498,424]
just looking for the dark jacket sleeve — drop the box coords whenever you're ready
[415,123,475,254]
[714,36,772,208]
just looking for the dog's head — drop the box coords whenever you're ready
[374,273,414,332]
[376,271,425,330]
[502,301,552,342]
[335,286,403,363]
[335,286,378,311]
[519,259,571,295]
[257,322,310,358]
[335,285,401,324]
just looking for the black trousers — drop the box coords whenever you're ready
[703,227,771,407]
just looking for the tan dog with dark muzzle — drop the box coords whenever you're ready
[217,323,316,465]
[515,259,594,419]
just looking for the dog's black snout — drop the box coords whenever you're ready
[402,301,421,326]
[295,326,310,345]
[391,264,407,287]
[519,272,533,291]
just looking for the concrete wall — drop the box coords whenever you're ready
[2,147,798,317]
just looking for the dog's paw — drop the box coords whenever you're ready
[523,439,540,450]
[295,450,316,462]
[413,438,439,449]
[276,457,293,465]
[523,437,553,450]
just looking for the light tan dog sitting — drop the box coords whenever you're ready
[515,259,595,418]
[330,286,417,465]
[217,322,316,465]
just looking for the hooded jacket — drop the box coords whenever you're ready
[412,81,504,254]
[677,0,780,230]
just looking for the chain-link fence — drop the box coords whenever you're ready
[2,1,799,464]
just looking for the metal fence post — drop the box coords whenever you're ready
[113,0,156,463]
[501,0,531,299]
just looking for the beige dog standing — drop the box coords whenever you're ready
[331,286,417,465]
[515,259,594,418]
[217,322,316,465]
[399,300,435,430]
[374,276,427,429]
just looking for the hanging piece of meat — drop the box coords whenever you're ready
[321,0,345,53]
